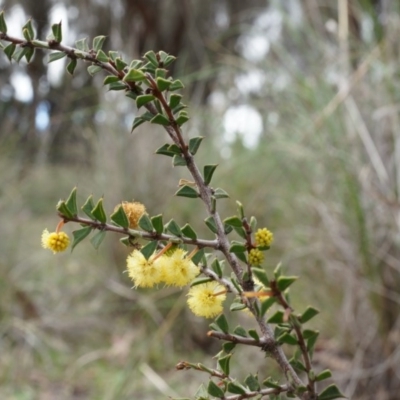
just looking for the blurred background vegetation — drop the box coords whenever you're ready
[1,0,400,399]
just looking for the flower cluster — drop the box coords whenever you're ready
[248,248,264,266]
[41,229,70,253]
[255,227,274,248]
[187,282,226,318]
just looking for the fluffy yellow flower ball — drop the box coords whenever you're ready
[187,282,226,318]
[255,228,273,248]
[41,229,70,254]
[248,248,264,266]
[126,249,162,288]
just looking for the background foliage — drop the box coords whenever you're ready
[1,0,399,399]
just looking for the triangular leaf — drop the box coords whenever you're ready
[213,314,229,333]
[151,214,164,234]
[66,58,77,75]
[48,51,66,63]
[72,226,92,251]
[65,187,78,216]
[223,216,242,228]
[140,240,158,260]
[318,384,346,400]
[110,205,129,228]
[277,276,298,292]
[203,164,218,186]
[123,68,147,82]
[90,230,106,249]
[0,11,8,33]
[87,65,102,76]
[166,219,182,236]
[93,35,106,51]
[91,198,107,223]
[181,223,197,240]
[82,195,95,219]
[207,380,224,398]
[175,185,199,198]
[150,113,170,126]
[52,22,62,43]
[204,216,218,234]
[136,94,155,108]
[138,214,154,232]
[300,306,320,324]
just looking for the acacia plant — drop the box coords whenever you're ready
[0,13,345,400]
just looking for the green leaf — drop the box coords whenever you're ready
[155,68,167,79]
[56,200,74,219]
[213,314,229,334]
[87,65,102,76]
[303,329,319,339]
[96,49,109,62]
[115,57,127,71]
[223,342,236,353]
[0,11,7,33]
[300,306,320,324]
[316,370,332,382]
[136,94,155,108]
[233,226,246,239]
[93,35,106,51]
[131,116,145,132]
[138,214,153,232]
[277,333,298,345]
[24,47,34,63]
[91,198,107,223]
[71,226,92,251]
[90,230,106,250]
[204,216,218,234]
[190,277,214,287]
[267,311,284,324]
[223,216,242,228]
[273,263,282,278]
[123,68,147,82]
[4,43,16,61]
[245,374,260,392]
[82,195,95,219]
[235,251,247,263]
[250,216,257,231]
[260,297,276,316]
[181,223,197,240]
[66,58,77,75]
[211,258,222,277]
[224,224,233,235]
[318,384,346,400]
[110,205,129,228]
[52,22,62,43]
[307,331,319,354]
[189,138,204,155]
[230,302,246,312]
[65,187,78,216]
[103,75,119,85]
[252,268,270,287]
[170,79,184,91]
[194,383,209,400]
[48,52,66,63]
[173,154,187,166]
[151,214,164,234]
[207,380,224,398]
[233,325,247,337]
[129,59,143,69]
[169,93,182,109]
[218,354,231,376]
[248,329,259,341]
[175,185,199,199]
[22,19,34,41]
[263,378,281,389]
[176,110,189,126]
[168,144,181,154]
[203,164,218,186]
[108,81,126,91]
[144,50,158,66]
[156,77,171,91]
[213,188,229,199]
[191,248,205,266]
[163,54,176,67]
[155,143,175,157]
[166,219,182,236]
[75,37,89,51]
[227,382,247,395]
[13,47,28,63]
[277,276,298,292]
[290,358,307,372]
[140,240,158,260]
[229,241,246,253]
[150,113,170,126]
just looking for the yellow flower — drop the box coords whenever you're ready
[126,249,162,288]
[41,229,70,254]
[187,282,226,318]
[248,248,264,266]
[158,249,200,287]
[118,201,146,229]
[255,228,273,248]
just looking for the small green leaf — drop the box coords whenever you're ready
[115,57,127,71]
[191,248,205,266]
[227,382,247,395]
[211,258,222,277]
[110,205,129,228]
[52,22,62,43]
[163,54,176,67]
[316,370,332,382]
[307,331,319,354]
[103,75,119,85]
[273,263,282,278]
[207,380,224,398]
[131,116,145,132]
[138,214,153,232]
[108,81,126,91]
[96,49,109,62]
[129,59,143,69]
[93,35,106,51]
[156,77,171,92]
[213,314,229,333]
[24,47,34,63]
[65,187,78,216]
[248,329,259,341]
[123,68,147,82]
[176,110,189,126]
[170,79,185,91]
[82,195,95,219]
[290,358,307,372]
[224,224,233,234]
[218,354,231,376]
[245,374,260,392]
[233,226,246,239]
[175,185,199,199]
[204,216,218,234]
[151,214,164,234]
[155,143,175,157]
[233,325,247,337]
[230,302,246,311]
[194,383,209,399]
[260,297,275,316]
[0,11,8,33]
[235,252,247,263]
[250,216,257,231]
[48,52,66,63]
[303,329,319,339]
[56,200,74,219]
[22,19,34,41]
[87,65,102,76]
[75,37,89,51]
[144,50,158,66]
[71,226,92,251]
[173,154,187,166]
[267,311,284,324]
[168,144,181,154]
[150,113,170,126]
[91,198,107,223]
[213,188,229,199]
[223,342,236,353]
[190,277,214,287]
[263,378,281,389]
[90,230,106,249]
[318,384,346,400]
[229,241,246,253]
[277,333,298,345]
[277,276,298,292]
[181,223,197,240]
[169,93,182,109]
[13,47,28,63]
[252,268,270,287]
[4,43,16,61]
[66,58,77,75]
[140,240,158,260]
[166,219,182,236]
[136,94,155,108]
[300,306,320,324]
[223,216,243,228]
[203,164,218,186]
